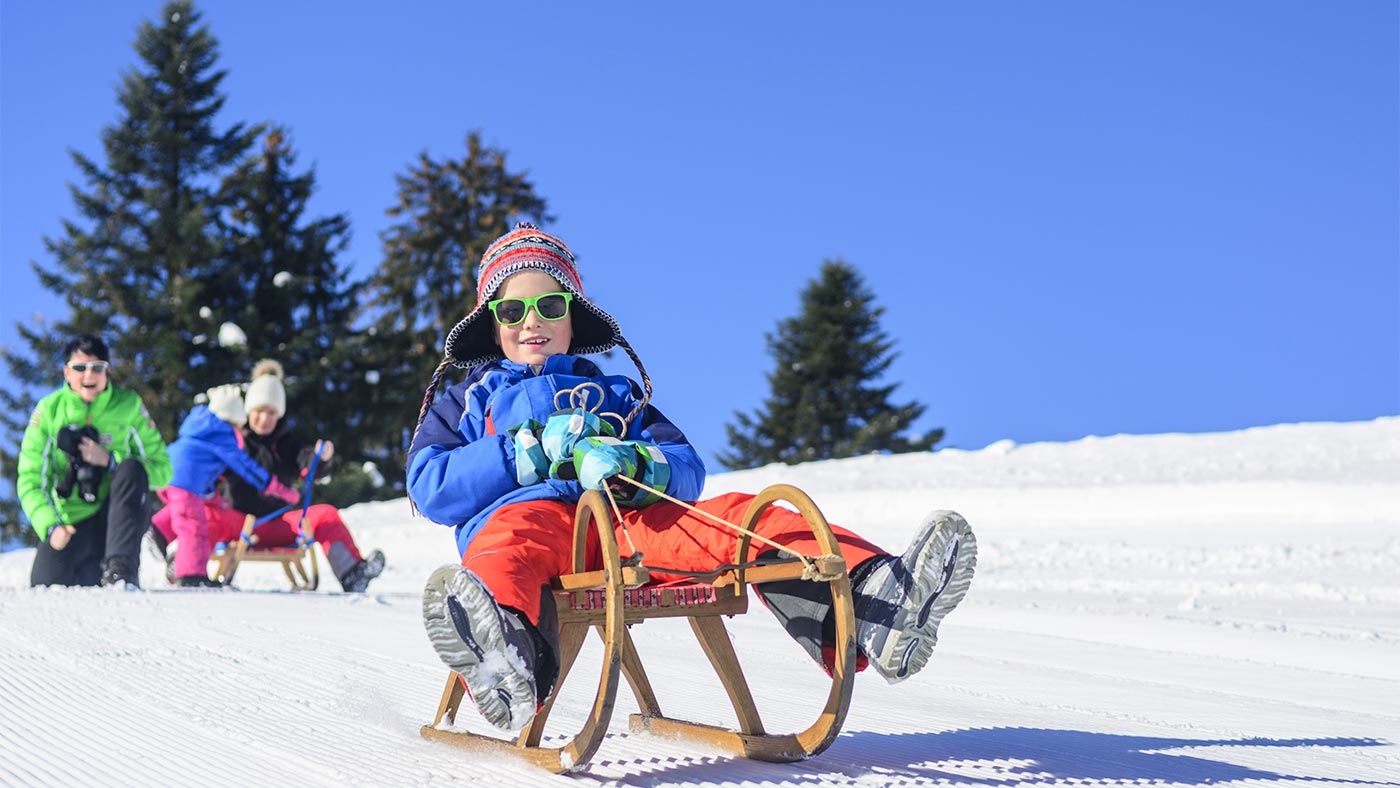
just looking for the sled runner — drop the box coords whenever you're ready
[420,483,856,773]
[210,442,323,591]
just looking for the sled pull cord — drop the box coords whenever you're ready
[600,482,640,556]
[605,477,842,582]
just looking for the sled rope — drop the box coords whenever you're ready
[246,436,324,543]
[601,481,640,556]
[605,477,842,582]
[293,440,325,546]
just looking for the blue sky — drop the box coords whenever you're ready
[2,1,1396,467]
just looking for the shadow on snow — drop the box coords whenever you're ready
[589,727,1395,786]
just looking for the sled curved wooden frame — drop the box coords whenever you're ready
[420,483,857,774]
[211,512,320,591]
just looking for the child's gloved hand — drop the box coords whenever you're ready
[206,384,247,425]
[572,437,638,491]
[572,438,673,505]
[541,408,616,479]
[507,420,549,486]
[264,477,300,504]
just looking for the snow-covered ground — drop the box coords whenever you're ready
[2,418,1397,787]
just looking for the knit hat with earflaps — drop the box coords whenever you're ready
[443,222,622,369]
[413,222,654,449]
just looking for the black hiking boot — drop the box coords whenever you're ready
[100,556,140,590]
[175,574,225,590]
[338,549,386,593]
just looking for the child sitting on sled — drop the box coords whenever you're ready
[161,384,300,587]
[410,223,977,731]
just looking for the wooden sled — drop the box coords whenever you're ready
[420,483,856,773]
[210,509,320,591]
[209,443,323,591]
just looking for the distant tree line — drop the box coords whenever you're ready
[0,0,940,546]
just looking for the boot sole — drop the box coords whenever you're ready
[363,549,386,580]
[871,511,978,682]
[422,565,537,731]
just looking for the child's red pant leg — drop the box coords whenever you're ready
[205,505,248,549]
[620,492,887,581]
[462,500,582,627]
[460,493,886,633]
[621,492,885,675]
[242,513,295,548]
[301,504,361,562]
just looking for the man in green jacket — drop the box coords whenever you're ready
[17,334,173,587]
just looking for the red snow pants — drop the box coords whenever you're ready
[463,492,887,632]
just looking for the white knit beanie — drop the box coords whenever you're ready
[244,359,287,417]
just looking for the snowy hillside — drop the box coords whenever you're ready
[2,418,1397,787]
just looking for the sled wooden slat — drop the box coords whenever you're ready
[212,513,319,591]
[712,554,847,587]
[421,483,856,774]
[553,565,649,592]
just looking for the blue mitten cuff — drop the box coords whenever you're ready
[622,441,671,506]
[507,420,549,486]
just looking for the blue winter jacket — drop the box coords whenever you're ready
[407,355,706,556]
[167,406,272,496]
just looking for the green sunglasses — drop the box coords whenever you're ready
[488,291,574,326]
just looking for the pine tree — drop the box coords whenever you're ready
[0,1,260,545]
[718,259,944,470]
[358,131,550,473]
[217,128,388,506]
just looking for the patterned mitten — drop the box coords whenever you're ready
[572,438,671,506]
[507,420,550,486]
[541,408,616,479]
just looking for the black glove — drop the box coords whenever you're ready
[55,425,100,456]
[54,425,105,503]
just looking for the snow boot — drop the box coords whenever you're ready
[422,565,550,732]
[175,574,225,590]
[146,527,176,584]
[854,510,977,683]
[338,549,386,593]
[100,555,140,590]
[145,524,169,564]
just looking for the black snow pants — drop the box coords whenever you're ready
[30,459,150,587]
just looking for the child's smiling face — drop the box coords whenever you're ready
[492,270,574,365]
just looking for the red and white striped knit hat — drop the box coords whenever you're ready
[443,222,623,369]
